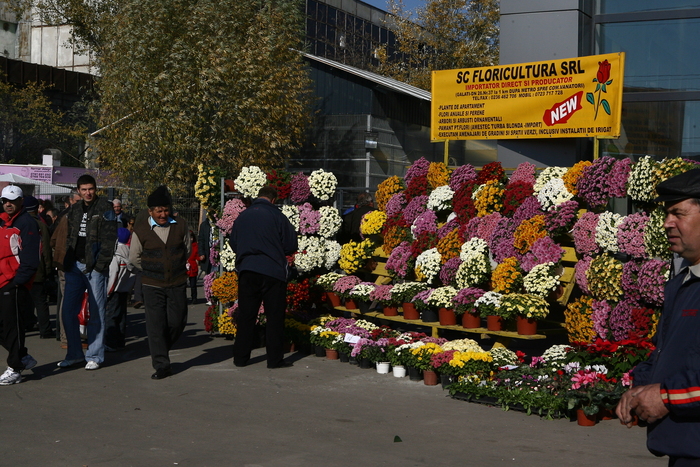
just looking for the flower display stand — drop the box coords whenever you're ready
[516,316,538,335]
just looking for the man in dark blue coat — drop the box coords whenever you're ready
[229,186,297,369]
[617,168,700,466]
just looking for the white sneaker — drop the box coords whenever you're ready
[21,355,37,371]
[206,301,212,306]
[0,367,22,385]
[85,361,100,370]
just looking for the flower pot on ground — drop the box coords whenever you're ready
[486,315,505,331]
[462,312,481,329]
[440,373,454,389]
[376,362,390,374]
[314,345,326,357]
[576,409,597,426]
[383,305,399,316]
[438,308,457,326]
[423,369,439,386]
[326,292,341,307]
[402,302,420,320]
[348,356,358,365]
[516,316,538,335]
[339,351,349,363]
[325,349,339,360]
[359,357,373,369]
[393,365,406,378]
[407,366,423,381]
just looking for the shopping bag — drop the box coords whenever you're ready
[78,291,89,335]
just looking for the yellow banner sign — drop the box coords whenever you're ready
[430,53,625,141]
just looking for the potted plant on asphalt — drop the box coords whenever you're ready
[397,342,427,381]
[564,366,622,426]
[430,349,457,388]
[410,342,444,385]
[309,325,340,359]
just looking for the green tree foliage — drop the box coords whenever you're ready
[0,78,87,164]
[23,0,313,190]
[376,0,499,91]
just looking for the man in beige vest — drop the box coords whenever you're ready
[130,186,191,380]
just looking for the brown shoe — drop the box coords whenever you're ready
[133,301,143,309]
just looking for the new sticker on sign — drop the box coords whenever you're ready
[430,53,625,141]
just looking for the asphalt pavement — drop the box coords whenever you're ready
[0,298,666,467]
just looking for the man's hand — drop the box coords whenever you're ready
[616,383,669,428]
[198,255,205,262]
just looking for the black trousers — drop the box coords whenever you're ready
[142,283,187,371]
[105,291,129,348]
[30,281,52,336]
[669,457,700,466]
[188,276,197,301]
[0,284,30,370]
[233,271,287,367]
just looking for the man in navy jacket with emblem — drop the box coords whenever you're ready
[617,168,700,466]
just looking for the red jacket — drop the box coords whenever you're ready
[187,240,199,278]
[0,208,41,289]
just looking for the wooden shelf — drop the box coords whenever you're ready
[335,307,549,340]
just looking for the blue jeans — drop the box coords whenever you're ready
[62,262,108,363]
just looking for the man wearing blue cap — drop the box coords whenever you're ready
[0,186,40,385]
[617,167,700,466]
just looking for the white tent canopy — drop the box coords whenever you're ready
[0,173,72,196]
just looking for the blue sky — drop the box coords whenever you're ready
[362,0,424,13]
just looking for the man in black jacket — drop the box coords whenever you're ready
[56,174,117,371]
[230,186,297,369]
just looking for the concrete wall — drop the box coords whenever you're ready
[497,0,593,167]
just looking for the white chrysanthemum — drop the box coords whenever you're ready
[324,240,341,270]
[220,239,236,272]
[474,291,503,309]
[595,211,623,253]
[234,166,267,198]
[537,177,573,211]
[441,338,484,352]
[459,238,489,262]
[282,205,300,231]
[533,167,568,194]
[308,169,338,201]
[319,206,342,238]
[294,235,325,272]
[627,155,658,203]
[415,248,442,283]
[426,286,458,308]
[541,344,570,369]
[489,346,519,366]
[350,283,376,300]
[427,185,454,211]
[523,262,561,296]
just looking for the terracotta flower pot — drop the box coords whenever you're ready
[438,308,457,326]
[423,369,439,386]
[383,305,399,316]
[462,312,481,329]
[576,409,597,426]
[325,349,339,360]
[516,316,538,335]
[344,298,358,310]
[402,302,420,320]
[486,315,504,331]
[326,292,341,307]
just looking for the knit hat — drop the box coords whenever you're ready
[147,186,171,207]
[117,227,131,244]
[23,196,39,211]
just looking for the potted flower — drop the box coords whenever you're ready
[348,282,376,313]
[448,350,495,380]
[391,282,428,320]
[309,325,340,358]
[411,289,437,323]
[338,239,376,275]
[396,342,426,381]
[318,272,344,306]
[430,349,457,388]
[426,286,458,325]
[351,338,383,369]
[332,275,361,308]
[500,293,549,335]
[369,284,400,316]
[564,366,622,426]
[453,287,486,328]
[474,291,506,331]
[523,261,562,298]
[410,342,444,385]
[456,238,492,289]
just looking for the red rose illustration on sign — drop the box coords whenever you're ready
[587,59,613,120]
